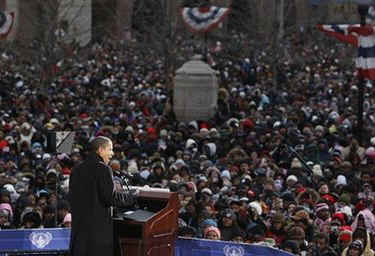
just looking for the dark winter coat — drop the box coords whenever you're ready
[69,153,114,256]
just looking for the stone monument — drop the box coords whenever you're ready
[174,55,218,122]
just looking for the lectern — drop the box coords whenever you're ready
[113,188,179,256]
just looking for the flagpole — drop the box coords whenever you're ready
[357,4,368,145]
[204,31,208,63]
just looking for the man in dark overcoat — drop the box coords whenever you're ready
[69,136,114,256]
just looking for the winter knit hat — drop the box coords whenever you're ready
[332,212,346,225]
[202,218,218,227]
[63,213,72,224]
[338,226,352,244]
[349,239,364,250]
[204,226,221,239]
[0,203,13,218]
[315,202,329,213]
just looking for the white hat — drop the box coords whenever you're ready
[248,201,262,216]
[160,129,168,137]
[3,184,16,194]
[290,158,302,169]
[199,176,208,183]
[21,122,31,130]
[125,126,134,133]
[371,137,375,146]
[42,153,52,161]
[286,175,298,183]
[127,160,138,174]
[336,175,347,186]
[340,205,352,217]
[312,164,323,177]
[188,121,199,130]
[50,118,59,125]
[201,188,213,195]
[5,136,15,144]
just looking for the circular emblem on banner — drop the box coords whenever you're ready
[29,231,53,249]
[223,245,245,256]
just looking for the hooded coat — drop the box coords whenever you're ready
[69,153,114,256]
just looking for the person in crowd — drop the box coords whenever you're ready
[342,240,365,256]
[203,225,221,241]
[3,26,375,256]
[309,232,338,256]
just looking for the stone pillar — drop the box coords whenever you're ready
[295,0,309,30]
[92,0,116,41]
[254,0,276,40]
[15,0,39,42]
[117,0,133,40]
[0,0,6,10]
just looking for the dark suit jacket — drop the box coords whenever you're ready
[69,153,114,256]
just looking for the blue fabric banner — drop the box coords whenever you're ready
[175,238,294,256]
[0,228,70,253]
[0,229,293,256]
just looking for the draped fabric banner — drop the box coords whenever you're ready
[0,228,70,254]
[175,238,294,256]
[181,6,230,33]
[317,23,375,80]
[0,229,293,256]
[0,11,15,40]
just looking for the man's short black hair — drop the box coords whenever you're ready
[90,136,111,152]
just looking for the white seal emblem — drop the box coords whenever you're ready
[223,245,245,256]
[29,231,53,249]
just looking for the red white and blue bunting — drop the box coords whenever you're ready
[181,6,230,33]
[0,11,15,40]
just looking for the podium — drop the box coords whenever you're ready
[113,188,179,256]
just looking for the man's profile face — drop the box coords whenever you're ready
[99,141,114,164]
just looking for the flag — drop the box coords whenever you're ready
[181,6,230,33]
[0,11,15,40]
[318,24,375,80]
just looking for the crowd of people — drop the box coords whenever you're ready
[0,28,375,256]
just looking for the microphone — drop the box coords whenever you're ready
[113,170,139,210]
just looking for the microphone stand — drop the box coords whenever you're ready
[121,172,139,210]
[282,139,314,176]
[113,170,138,213]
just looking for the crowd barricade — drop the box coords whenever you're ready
[0,228,293,256]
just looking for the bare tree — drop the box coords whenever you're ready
[4,0,91,90]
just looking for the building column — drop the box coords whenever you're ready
[117,0,133,41]
[15,1,40,42]
[294,0,310,31]
[0,0,6,10]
